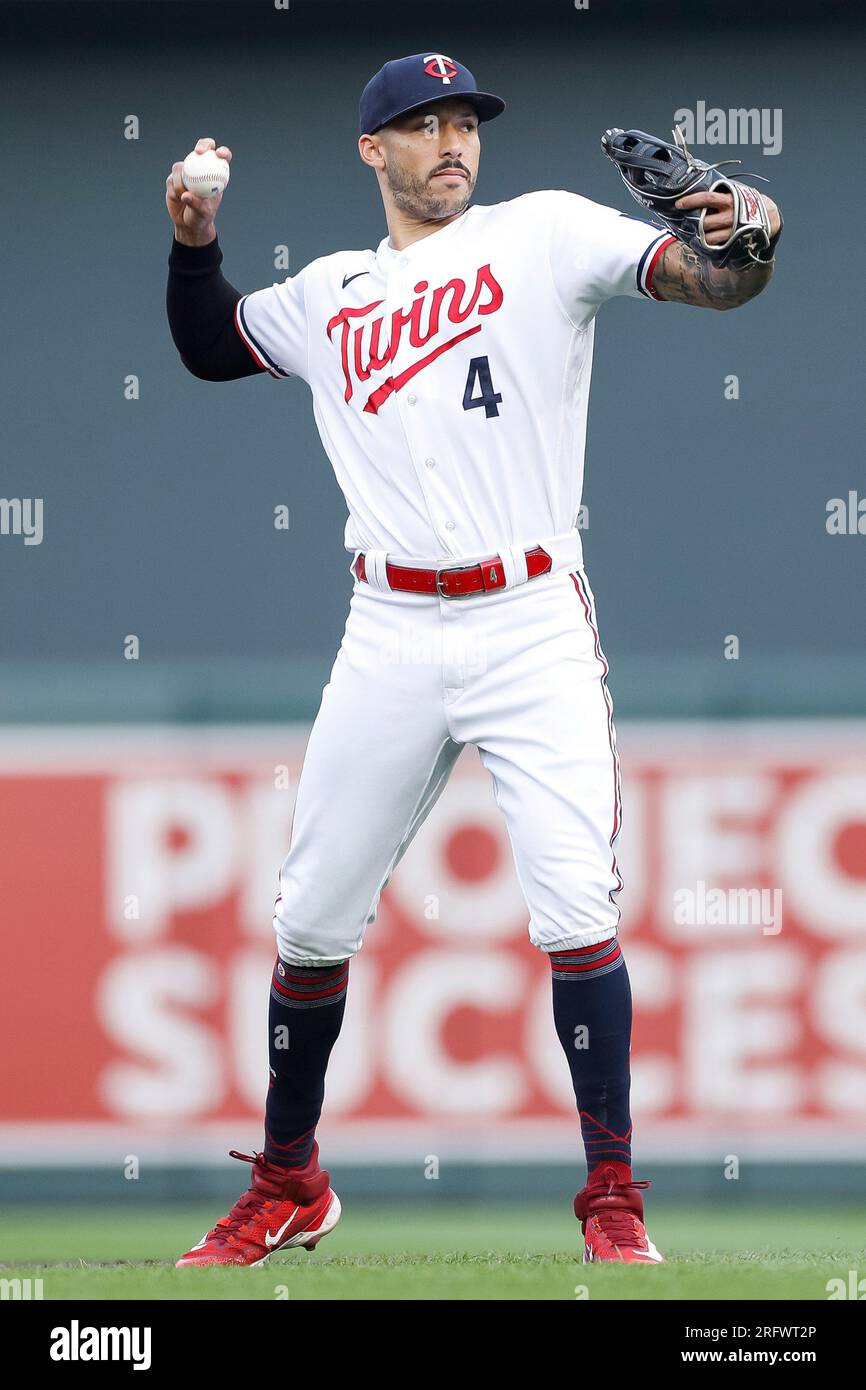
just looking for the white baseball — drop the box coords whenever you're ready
[181,150,230,200]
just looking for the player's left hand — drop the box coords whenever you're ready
[674,188,781,245]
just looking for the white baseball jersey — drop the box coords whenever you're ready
[235,191,674,563]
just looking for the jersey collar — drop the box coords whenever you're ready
[376,205,473,266]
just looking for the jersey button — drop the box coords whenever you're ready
[425,457,436,469]
[407,392,418,406]
[397,255,409,268]
[445,520,456,531]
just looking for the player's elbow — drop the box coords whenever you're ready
[700,277,771,312]
[724,262,774,310]
[179,352,231,382]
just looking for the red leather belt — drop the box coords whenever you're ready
[353,545,553,599]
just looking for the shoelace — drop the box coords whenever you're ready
[206,1151,276,1245]
[592,1207,643,1245]
[588,1168,651,1248]
[590,1166,651,1197]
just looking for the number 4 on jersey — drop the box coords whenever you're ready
[463,356,503,419]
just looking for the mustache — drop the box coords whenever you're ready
[429,162,471,180]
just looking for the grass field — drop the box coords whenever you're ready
[1,1203,862,1300]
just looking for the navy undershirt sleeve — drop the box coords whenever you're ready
[166,236,264,382]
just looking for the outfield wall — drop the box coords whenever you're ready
[2,721,864,1175]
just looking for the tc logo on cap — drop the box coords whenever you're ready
[424,53,458,84]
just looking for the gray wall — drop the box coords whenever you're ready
[2,0,864,715]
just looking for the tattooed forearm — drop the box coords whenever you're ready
[652,239,773,310]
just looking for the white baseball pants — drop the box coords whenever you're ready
[274,553,623,964]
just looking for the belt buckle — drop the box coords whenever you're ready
[435,562,479,600]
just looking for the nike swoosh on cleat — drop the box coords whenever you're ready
[342,271,369,288]
[264,1206,300,1248]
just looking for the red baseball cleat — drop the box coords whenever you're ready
[573,1162,664,1264]
[176,1146,341,1268]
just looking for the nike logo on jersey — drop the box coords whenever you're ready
[327,263,505,415]
[264,1206,300,1248]
[341,271,370,289]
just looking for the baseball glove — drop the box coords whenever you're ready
[601,125,780,270]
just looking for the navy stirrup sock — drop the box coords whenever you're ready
[549,937,633,1178]
[264,957,349,1170]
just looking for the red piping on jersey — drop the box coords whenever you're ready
[234,300,277,374]
[570,570,624,913]
[645,234,677,301]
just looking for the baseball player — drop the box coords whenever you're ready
[166,53,781,1267]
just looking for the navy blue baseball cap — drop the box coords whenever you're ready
[359,52,506,136]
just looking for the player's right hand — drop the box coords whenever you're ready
[166,137,232,247]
